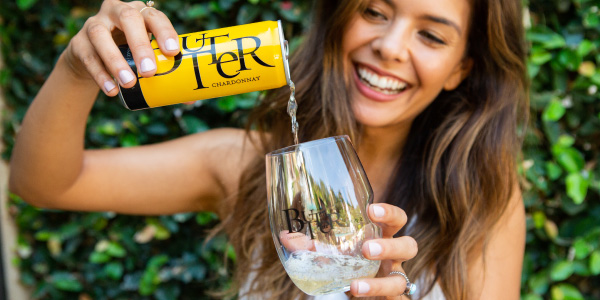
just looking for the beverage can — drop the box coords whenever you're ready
[117,20,291,110]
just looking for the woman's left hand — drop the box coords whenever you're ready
[350,203,418,299]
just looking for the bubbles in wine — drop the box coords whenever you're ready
[284,250,379,295]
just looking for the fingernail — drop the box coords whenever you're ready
[373,204,385,218]
[140,58,156,72]
[368,242,382,257]
[165,38,179,51]
[103,80,116,92]
[358,281,370,294]
[119,70,135,84]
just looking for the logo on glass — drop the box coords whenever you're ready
[282,199,343,239]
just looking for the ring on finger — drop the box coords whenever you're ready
[389,271,417,296]
[139,0,156,14]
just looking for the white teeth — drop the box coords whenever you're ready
[357,66,407,92]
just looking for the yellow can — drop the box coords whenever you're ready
[117,20,291,110]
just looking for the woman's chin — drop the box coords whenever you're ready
[353,104,394,128]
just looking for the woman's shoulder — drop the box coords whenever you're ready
[184,127,265,156]
[183,128,266,207]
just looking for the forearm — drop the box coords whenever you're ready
[9,53,102,204]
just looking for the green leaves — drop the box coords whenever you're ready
[550,261,574,281]
[104,262,124,280]
[139,255,169,295]
[530,48,553,66]
[565,173,588,204]
[553,147,584,174]
[523,1,600,299]
[527,30,566,49]
[590,251,600,275]
[16,0,38,10]
[50,272,82,292]
[543,99,566,121]
[551,284,584,300]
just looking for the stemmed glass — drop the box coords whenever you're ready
[266,136,382,296]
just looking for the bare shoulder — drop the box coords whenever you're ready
[468,183,525,299]
[184,128,265,214]
[184,127,263,166]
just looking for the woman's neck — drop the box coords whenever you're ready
[357,122,412,203]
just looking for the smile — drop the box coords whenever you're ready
[356,65,408,95]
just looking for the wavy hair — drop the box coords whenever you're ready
[217,0,528,299]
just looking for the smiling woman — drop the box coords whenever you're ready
[232,0,528,299]
[8,0,527,299]
[345,0,472,129]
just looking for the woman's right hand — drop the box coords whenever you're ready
[63,0,180,96]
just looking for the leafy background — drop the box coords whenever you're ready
[0,0,599,299]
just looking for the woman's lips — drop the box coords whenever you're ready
[353,64,408,102]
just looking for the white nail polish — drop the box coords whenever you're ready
[373,205,385,218]
[119,70,135,84]
[369,242,382,256]
[104,80,116,92]
[140,58,156,72]
[358,281,370,294]
[165,38,179,51]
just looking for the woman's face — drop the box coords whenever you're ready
[343,0,472,129]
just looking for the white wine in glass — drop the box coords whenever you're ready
[266,136,381,296]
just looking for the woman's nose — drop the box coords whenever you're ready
[371,23,411,62]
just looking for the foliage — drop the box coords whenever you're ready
[1,0,600,299]
[0,0,308,299]
[521,0,600,299]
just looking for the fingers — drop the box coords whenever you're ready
[85,19,138,88]
[68,32,119,96]
[70,0,181,95]
[369,203,408,238]
[350,271,410,298]
[141,8,180,55]
[108,4,157,77]
[362,236,418,261]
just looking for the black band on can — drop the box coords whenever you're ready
[118,46,149,110]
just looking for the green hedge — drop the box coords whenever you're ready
[1,0,599,299]
[521,0,600,299]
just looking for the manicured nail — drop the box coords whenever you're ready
[140,58,156,72]
[358,281,370,294]
[373,204,385,218]
[119,70,135,84]
[165,38,179,51]
[368,242,382,257]
[103,80,116,92]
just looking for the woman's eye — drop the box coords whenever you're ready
[363,8,387,21]
[419,31,446,45]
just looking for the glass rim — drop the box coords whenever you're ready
[265,135,351,157]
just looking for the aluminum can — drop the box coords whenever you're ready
[118,20,291,110]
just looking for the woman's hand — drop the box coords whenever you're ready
[63,0,180,96]
[350,203,418,299]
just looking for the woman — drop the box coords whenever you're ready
[9,0,528,299]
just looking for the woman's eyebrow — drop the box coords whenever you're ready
[420,14,463,36]
[380,0,463,36]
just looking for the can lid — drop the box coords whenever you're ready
[277,20,292,86]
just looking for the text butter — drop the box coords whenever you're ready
[117,20,291,110]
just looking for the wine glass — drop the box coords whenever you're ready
[266,136,382,296]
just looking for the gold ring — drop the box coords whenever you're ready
[139,0,156,14]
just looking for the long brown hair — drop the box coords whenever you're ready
[218,0,528,299]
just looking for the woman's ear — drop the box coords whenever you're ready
[443,57,473,91]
